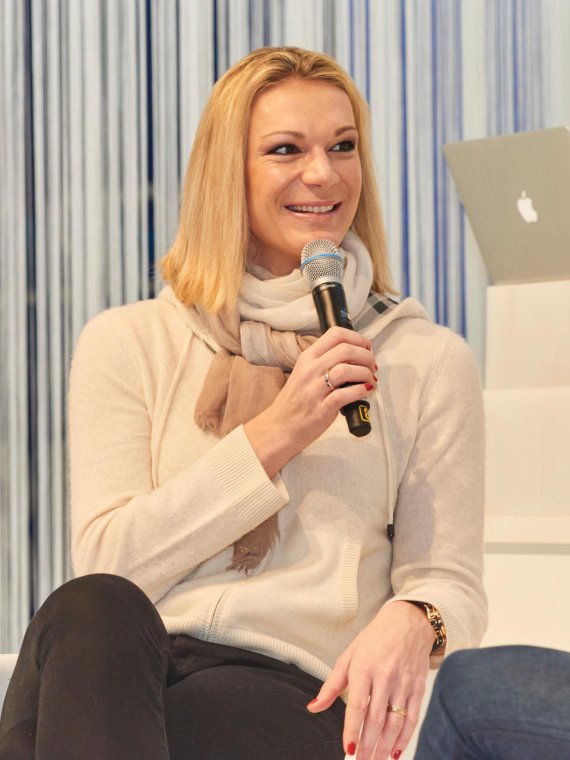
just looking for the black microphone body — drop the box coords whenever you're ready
[312,281,353,331]
[311,281,372,438]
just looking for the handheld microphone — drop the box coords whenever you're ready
[301,239,372,438]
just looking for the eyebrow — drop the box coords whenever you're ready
[260,125,357,139]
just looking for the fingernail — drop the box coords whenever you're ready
[374,362,378,371]
[347,742,356,756]
[373,374,378,382]
[306,698,318,708]
[365,383,374,391]
[393,751,402,759]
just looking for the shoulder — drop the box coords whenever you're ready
[377,297,472,359]
[394,316,476,369]
[74,291,187,355]
[375,299,482,396]
[80,292,177,334]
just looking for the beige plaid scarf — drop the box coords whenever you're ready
[193,232,391,572]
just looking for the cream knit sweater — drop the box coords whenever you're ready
[69,286,487,683]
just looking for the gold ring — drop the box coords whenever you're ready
[323,370,334,390]
[387,703,407,717]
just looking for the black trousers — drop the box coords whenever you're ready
[0,574,345,759]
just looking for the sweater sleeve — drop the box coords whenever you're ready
[68,310,289,602]
[388,330,488,653]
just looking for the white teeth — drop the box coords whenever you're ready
[287,204,335,213]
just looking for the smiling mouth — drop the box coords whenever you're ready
[286,203,340,214]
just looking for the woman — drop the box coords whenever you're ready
[0,47,486,760]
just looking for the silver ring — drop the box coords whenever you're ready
[323,370,334,390]
[387,703,407,717]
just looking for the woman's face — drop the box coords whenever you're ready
[246,78,362,275]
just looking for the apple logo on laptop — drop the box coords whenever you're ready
[516,191,538,223]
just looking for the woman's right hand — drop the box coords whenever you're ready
[244,326,377,478]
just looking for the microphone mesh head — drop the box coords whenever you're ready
[300,239,345,288]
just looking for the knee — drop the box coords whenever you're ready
[418,650,492,757]
[30,574,160,642]
[431,646,531,717]
[435,649,480,691]
[429,649,487,717]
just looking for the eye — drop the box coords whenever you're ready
[269,144,301,155]
[330,140,357,153]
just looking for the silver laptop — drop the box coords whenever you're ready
[443,126,570,283]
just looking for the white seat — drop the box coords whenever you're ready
[0,653,18,708]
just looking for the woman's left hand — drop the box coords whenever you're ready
[307,601,434,759]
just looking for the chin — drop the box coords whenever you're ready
[301,230,346,247]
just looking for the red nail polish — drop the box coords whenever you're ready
[365,383,374,391]
[347,742,356,756]
[306,698,318,708]
[394,751,402,759]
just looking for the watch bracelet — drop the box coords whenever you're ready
[409,601,447,653]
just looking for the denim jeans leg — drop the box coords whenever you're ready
[415,645,570,760]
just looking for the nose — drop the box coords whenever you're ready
[301,149,339,187]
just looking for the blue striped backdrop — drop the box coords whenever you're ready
[1,0,569,650]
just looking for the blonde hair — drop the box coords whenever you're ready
[161,46,395,312]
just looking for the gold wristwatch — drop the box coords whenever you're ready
[410,601,447,653]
